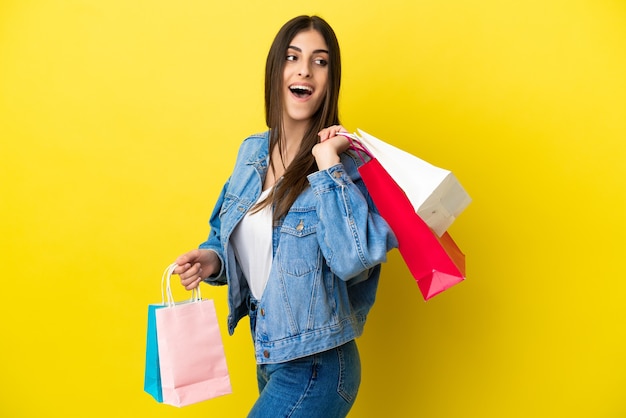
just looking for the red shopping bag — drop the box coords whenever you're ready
[154,264,232,407]
[347,139,466,300]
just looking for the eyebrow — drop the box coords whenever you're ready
[288,45,330,55]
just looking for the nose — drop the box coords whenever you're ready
[297,61,312,78]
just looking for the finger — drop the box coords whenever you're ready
[174,250,198,269]
[184,276,203,291]
[318,125,340,141]
[183,280,196,291]
[183,278,197,291]
[326,125,346,139]
[173,262,192,275]
[181,272,200,288]
[175,262,196,282]
[333,125,347,136]
[186,262,203,279]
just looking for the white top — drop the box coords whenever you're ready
[230,188,273,300]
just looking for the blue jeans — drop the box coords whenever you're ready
[248,299,361,417]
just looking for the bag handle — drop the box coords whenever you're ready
[161,263,202,307]
[337,132,374,164]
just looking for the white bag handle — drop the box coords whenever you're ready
[161,263,202,307]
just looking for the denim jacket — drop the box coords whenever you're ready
[199,131,397,364]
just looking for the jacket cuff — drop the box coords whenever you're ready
[307,163,350,190]
[196,247,226,284]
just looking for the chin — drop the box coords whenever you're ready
[285,111,315,124]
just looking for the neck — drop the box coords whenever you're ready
[281,118,309,148]
[277,118,311,162]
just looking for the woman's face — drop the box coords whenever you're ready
[282,29,329,127]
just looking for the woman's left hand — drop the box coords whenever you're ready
[317,125,348,142]
[313,125,350,170]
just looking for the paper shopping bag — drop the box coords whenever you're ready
[356,154,466,300]
[144,303,166,402]
[157,298,232,406]
[354,129,471,236]
[145,264,232,407]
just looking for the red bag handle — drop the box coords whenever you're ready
[337,133,373,164]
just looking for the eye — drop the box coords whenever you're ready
[286,54,297,62]
[314,58,328,67]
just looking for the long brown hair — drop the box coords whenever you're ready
[254,15,342,221]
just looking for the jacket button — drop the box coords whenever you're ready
[263,350,270,358]
[260,308,265,316]
[333,171,342,178]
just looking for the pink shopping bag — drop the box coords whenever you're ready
[155,264,232,407]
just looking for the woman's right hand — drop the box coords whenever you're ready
[173,249,220,290]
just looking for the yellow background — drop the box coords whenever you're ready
[1,0,625,417]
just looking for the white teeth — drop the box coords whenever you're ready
[290,85,313,92]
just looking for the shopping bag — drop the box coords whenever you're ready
[346,138,466,300]
[144,263,232,407]
[144,303,166,402]
[144,264,178,402]
[350,129,471,236]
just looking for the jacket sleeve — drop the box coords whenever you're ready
[307,157,398,280]
[198,178,230,285]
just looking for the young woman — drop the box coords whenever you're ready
[173,15,397,418]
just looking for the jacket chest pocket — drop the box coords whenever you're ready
[277,209,320,277]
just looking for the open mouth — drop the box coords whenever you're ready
[289,84,313,98]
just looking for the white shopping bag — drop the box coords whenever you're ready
[351,129,471,236]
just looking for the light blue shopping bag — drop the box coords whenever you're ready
[144,303,166,402]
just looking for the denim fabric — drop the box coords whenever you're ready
[248,340,361,418]
[199,131,397,364]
